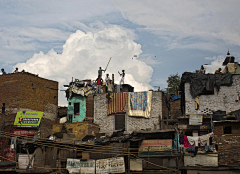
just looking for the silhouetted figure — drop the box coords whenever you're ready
[14,67,18,73]
[98,67,105,78]
[1,68,6,75]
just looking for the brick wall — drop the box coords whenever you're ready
[169,99,181,119]
[0,73,21,109]
[19,72,58,111]
[213,122,240,166]
[86,94,94,119]
[94,91,163,136]
[185,75,240,115]
[162,93,168,119]
[0,72,58,120]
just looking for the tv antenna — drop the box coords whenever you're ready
[154,86,160,91]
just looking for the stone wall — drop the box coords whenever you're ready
[185,75,240,115]
[213,121,240,166]
[94,91,163,136]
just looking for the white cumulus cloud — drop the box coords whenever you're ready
[15,25,153,106]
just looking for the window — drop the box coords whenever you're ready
[224,126,232,134]
[115,114,126,131]
[74,103,80,115]
[69,102,72,105]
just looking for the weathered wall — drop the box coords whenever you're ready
[162,93,168,119]
[52,122,99,140]
[185,75,240,115]
[184,154,218,167]
[213,122,240,166]
[67,96,86,122]
[170,99,181,119]
[0,72,58,121]
[187,170,240,174]
[94,91,163,136]
[0,73,21,110]
[40,118,56,138]
[86,94,94,120]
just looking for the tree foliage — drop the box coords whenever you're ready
[167,73,181,95]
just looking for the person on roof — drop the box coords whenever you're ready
[14,67,18,73]
[1,68,6,75]
[98,67,105,78]
[105,74,111,85]
[96,75,103,93]
[215,68,222,74]
[118,70,125,85]
[199,65,205,74]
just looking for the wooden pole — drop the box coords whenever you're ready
[105,57,112,71]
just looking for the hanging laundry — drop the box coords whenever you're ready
[184,135,193,147]
[199,134,210,146]
[10,137,17,151]
[85,86,93,96]
[186,146,198,156]
[205,145,213,152]
[195,96,199,110]
[128,91,152,118]
[187,136,199,147]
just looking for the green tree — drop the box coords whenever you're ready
[167,73,181,95]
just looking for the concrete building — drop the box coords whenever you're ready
[94,91,168,136]
[178,70,240,173]
[184,74,240,116]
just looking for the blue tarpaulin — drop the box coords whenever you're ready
[171,95,181,101]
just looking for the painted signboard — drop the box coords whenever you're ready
[13,129,38,136]
[13,111,43,128]
[189,114,203,125]
[109,157,125,173]
[96,158,109,174]
[139,139,172,157]
[80,160,95,174]
[67,159,95,174]
[66,158,80,173]
[96,157,125,174]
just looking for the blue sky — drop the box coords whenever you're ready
[1,0,240,105]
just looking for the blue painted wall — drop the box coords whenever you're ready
[67,96,86,122]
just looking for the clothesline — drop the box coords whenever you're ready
[181,133,214,156]
[180,132,213,147]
